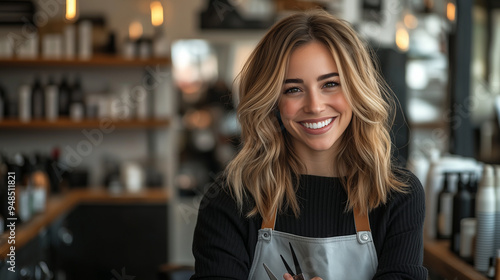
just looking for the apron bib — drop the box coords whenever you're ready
[248,207,378,280]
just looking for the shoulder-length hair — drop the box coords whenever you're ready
[224,9,406,221]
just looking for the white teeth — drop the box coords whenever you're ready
[302,118,333,129]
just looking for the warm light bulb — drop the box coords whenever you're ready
[404,13,418,29]
[66,0,77,21]
[151,1,164,27]
[447,2,456,21]
[129,21,143,40]
[396,24,410,52]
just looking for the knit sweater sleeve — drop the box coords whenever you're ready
[190,181,259,280]
[372,170,428,280]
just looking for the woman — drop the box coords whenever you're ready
[191,9,427,280]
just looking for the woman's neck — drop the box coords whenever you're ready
[297,149,338,177]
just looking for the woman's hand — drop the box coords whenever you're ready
[283,273,323,280]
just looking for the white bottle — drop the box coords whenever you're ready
[495,166,500,253]
[460,217,476,260]
[78,20,93,60]
[18,85,32,122]
[64,24,76,59]
[475,165,497,272]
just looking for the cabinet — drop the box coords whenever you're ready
[52,203,168,280]
[0,188,170,279]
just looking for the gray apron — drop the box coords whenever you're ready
[248,207,378,280]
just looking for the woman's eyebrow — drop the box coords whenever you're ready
[317,72,339,81]
[284,78,302,84]
[283,73,339,84]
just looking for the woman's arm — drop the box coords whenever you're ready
[191,182,257,280]
[373,171,429,280]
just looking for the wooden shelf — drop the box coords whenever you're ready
[0,54,171,67]
[0,187,170,258]
[424,239,489,280]
[410,121,448,130]
[0,118,170,129]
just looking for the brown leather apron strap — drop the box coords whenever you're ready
[353,206,371,232]
[261,207,278,229]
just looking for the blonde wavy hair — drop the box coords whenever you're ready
[224,9,406,221]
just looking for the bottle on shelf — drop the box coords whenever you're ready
[58,75,71,117]
[468,172,478,217]
[45,76,59,122]
[30,153,49,213]
[46,147,69,194]
[459,217,476,263]
[18,84,32,122]
[489,257,497,278]
[69,76,85,121]
[31,76,45,120]
[475,165,497,272]
[437,172,453,239]
[78,20,93,60]
[451,172,472,254]
[64,24,76,59]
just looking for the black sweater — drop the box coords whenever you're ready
[191,170,428,279]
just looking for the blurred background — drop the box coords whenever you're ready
[0,0,499,279]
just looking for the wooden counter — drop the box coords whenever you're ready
[0,188,170,259]
[424,239,489,280]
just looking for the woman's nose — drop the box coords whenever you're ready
[304,90,325,114]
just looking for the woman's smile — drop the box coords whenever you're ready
[298,117,336,134]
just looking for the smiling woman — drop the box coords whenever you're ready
[191,9,427,280]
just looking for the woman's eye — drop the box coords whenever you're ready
[323,81,339,88]
[284,87,301,94]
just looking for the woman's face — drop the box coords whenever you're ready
[278,41,352,157]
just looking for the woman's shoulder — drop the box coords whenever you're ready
[199,176,236,210]
[388,166,425,206]
[392,166,424,189]
[199,175,255,215]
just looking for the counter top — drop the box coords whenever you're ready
[0,188,170,259]
[424,239,489,280]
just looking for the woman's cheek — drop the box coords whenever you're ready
[279,100,300,119]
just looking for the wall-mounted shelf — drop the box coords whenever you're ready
[0,55,171,67]
[0,118,170,129]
